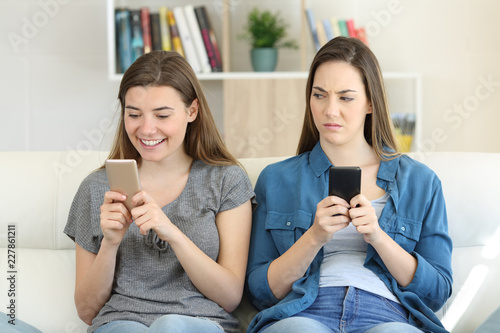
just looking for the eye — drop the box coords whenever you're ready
[157,114,170,119]
[127,113,140,119]
[340,96,354,102]
[312,93,325,99]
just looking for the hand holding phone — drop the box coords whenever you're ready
[105,159,142,212]
[328,166,361,203]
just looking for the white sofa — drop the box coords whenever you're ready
[1,151,500,333]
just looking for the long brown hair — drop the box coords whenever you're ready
[105,50,238,167]
[297,37,398,160]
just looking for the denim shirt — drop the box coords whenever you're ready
[246,142,453,333]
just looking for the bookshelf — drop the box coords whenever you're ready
[106,0,422,157]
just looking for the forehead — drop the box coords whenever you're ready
[125,85,181,102]
[313,61,364,91]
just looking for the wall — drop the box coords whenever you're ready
[1,0,499,154]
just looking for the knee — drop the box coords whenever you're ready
[150,314,187,331]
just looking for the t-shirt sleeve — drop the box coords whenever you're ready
[218,165,255,214]
[64,172,105,254]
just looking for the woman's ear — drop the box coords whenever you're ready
[187,98,199,122]
[367,104,373,114]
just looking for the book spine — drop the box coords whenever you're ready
[150,13,162,51]
[330,17,341,38]
[316,20,327,47]
[130,10,144,61]
[173,6,201,73]
[184,5,211,74]
[338,20,349,37]
[346,19,356,37]
[141,7,152,54]
[167,9,185,57]
[305,8,320,51]
[115,9,133,73]
[194,6,217,72]
[322,19,334,41]
[356,27,368,45]
[199,6,222,71]
[159,7,171,51]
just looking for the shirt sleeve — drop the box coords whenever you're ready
[63,172,105,254]
[400,177,453,311]
[218,165,255,213]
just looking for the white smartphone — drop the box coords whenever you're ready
[105,159,141,212]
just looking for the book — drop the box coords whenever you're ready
[337,19,349,37]
[173,6,201,73]
[184,5,211,74]
[305,8,320,51]
[316,21,327,47]
[330,17,341,38]
[356,27,368,45]
[195,6,222,72]
[158,6,171,51]
[322,18,334,41]
[346,19,357,37]
[115,8,133,73]
[130,10,144,62]
[167,9,185,57]
[141,7,152,54]
[150,13,162,51]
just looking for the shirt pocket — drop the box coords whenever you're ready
[265,210,312,255]
[387,216,422,253]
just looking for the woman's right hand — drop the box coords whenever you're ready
[309,196,351,246]
[100,191,133,246]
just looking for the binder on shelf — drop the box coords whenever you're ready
[173,6,201,73]
[141,7,152,54]
[115,8,133,74]
[346,19,357,38]
[150,13,162,51]
[158,6,171,51]
[184,5,211,73]
[194,6,222,72]
[322,19,334,41]
[130,10,144,62]
[338,19,349,37]
[167,9,185,57]
[316,21,327,47]
[330,17,341,38]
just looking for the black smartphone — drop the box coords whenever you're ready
[328,166,362,202]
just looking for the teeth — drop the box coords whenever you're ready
[141,139,164,146]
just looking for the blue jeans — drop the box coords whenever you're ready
[0,313,42,333]
[94,314,224,333]
[261,287,422,333]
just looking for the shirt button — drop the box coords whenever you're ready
[401,226,406,232]
[286,221,291,226]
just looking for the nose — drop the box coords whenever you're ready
[325,99,340,118]
[140,115,157,135]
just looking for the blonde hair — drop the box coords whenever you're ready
[105,51,239,167]
[297,37,398,160]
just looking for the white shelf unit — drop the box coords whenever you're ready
[106,0,422,153]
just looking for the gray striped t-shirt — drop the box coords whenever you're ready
[64,159,255,333]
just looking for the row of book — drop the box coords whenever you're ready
[115,5,222,74]
[305,8,368,51]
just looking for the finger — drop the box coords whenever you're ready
[319,195,349,209]
[104,191,127,204]
[132,190,151,206]
[350,194,371,209]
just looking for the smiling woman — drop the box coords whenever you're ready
[63,50,255,333]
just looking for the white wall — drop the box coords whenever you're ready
[1,0,499,153]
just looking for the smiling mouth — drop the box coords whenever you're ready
[140,139,165,147]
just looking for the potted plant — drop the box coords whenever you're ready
[239,8,298,72]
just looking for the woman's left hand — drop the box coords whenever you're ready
[130,191,179,241]
[349,194,384,245]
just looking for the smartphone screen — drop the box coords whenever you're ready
[105,159,141,212]
[328,166,361,202]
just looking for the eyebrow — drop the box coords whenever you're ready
[312,86,357,94]
[125,105,174,111]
